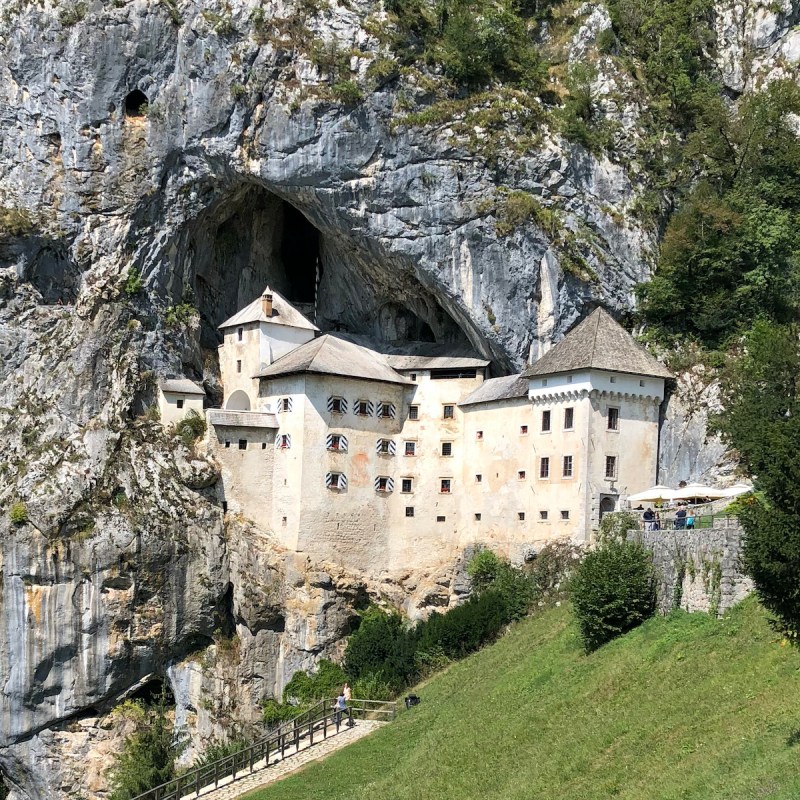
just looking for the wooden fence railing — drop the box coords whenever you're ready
[128,698,396,800]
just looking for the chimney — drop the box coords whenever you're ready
[262,291,273,317]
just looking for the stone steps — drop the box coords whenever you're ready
[181,720,385,800]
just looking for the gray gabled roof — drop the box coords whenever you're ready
[218,286,319,332]
[160,378,205,395]
[522,308,672,380]
[459,375,529,407]
[254,334,411,385]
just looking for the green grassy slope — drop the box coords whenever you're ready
[247,599,800,800]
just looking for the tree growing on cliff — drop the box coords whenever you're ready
[108,690,186,800]
[716,320,800,641]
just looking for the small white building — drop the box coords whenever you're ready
[206,293,672,572]
[158,379,205,426]
[217,286,318,412]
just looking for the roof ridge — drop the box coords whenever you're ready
[588,308,602,367]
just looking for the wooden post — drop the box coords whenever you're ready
[323,708,328,738]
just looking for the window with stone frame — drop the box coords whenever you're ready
[605,455,617,479]
[443,404,455,419]
[404,441,416,456]
[564,407,574,430]
[563,455,573,478]
[539,457,550,479]
[440,478,452,493]
[541,409,551,432]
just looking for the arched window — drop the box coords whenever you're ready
[225,390,251,411]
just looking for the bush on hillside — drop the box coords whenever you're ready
[175,409,206,447]
[9,502,28,525]
[571,539,656,652]
[283,659,347,704]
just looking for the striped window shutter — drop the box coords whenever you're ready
[387,403,396,419]
[326,472,348,489]
[376,439,396,455]
[376,402,383,417]
[325,472,334,488]
[375,476,395,492]
[357,400,374,416]
[276,433,292,450]
[327,397,348,413]
[278,397,293,413]
[326,434,348,451]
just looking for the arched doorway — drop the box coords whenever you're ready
[599,496,616,518]
[226,390,251,411]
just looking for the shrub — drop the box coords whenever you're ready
[343,608,416,690]
[571,539,655,652]
[107,690,186,800]
[0,207,34,238]
[59,1,87,26]
[596,27,616,54]
[527,540,584,601]
[175,409,206,447]
[331,80,363,106]
[467,549,537,620]
[262,699,300,728]
[9,502,28,525]
[283,659,346,703]
[123,269,143,297]
[192,738,250,769]
[165,303,197,329]
[598,511,640,543]
[352,673,394,701]
[467,549,504,591]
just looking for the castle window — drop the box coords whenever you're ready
[262,442,267,449]
[566,375,573,384]
[236,360,242,373]
[518,512,525,521]
[224,441,231,449]
[326,472,347,490]
[277,434,292,450]
[282,516,287,526]
[476,430,484,440]
[408,405,419,420]
[237,327,243,341]
[605,456,617,479]
[608,407,619,431]
[475,474,482,483]
[327,433,348,452]
[176,398,184,409]
[328,396,346,414]
[539,510,548,520]
[474,513,482,521]
[441,441,453,457]
[610,375,617,383]
[640,379,646,387]
[443,404,454,419]
[541,410,551,432]
[539,457,550,479]
[561,510,570,520]
[279,397,293,412]
[411,373,417,381]
[440,478,452,494]
[377,401,395,419]
[401,478,413,493]
[563,455,573,477]
[238,439,247,450]
[404,441,416,456]
[355,400,373,417]
[376,438,396,455]
[520,425,528,435]
[375,476,394,493]
[436,515,446,522]
[406,506,415,517]
[541,378,548,387]
[518,470,526,480]
[564,407,574,430]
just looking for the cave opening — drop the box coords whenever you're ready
[173,183,479,373]
[124,89,149,118]
[126,676,173,706]
[279,203,320,306]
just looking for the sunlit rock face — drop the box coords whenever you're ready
[0,0,786,795]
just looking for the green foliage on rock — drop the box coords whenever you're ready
[0,206,34,239]
[123,269,144,297]
[108,691,186,800]
[638,80,800,348]
[175,409,206,447]
[571,539,655,652]
[282,659,347,703]
[9,501,28,525]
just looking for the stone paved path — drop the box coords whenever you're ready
[181,720,385,800]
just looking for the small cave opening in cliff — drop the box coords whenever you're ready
[176,184,474,356]
[124,89,149,118]
[126,677,173,706]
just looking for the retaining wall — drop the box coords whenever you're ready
[628,518,753,616]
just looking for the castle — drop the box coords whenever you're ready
[161,288,671,572]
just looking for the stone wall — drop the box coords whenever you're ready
[629,519,753,616]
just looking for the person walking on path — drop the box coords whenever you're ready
[334,691,347,728]
[343,683,352,703]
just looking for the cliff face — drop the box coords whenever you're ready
[0,0,796,796]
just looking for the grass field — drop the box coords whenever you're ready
[245,598,800,800]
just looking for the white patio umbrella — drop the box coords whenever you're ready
[627,485,677,504]
[718,483,753,498]
[671,482,727,502]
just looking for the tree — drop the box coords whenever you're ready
[571,539,655,652]
[108,691,185,800]
[716,320,800,640]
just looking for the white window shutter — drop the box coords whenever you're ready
[367,400,374,416]
[326,433,333,448]
[388,439,397,455]
[325,472,333,488]
[374,476,381,490]
[387,476,394,492]
[376,402,383,417]
[388,403,396,419]
[341,434,348,451]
